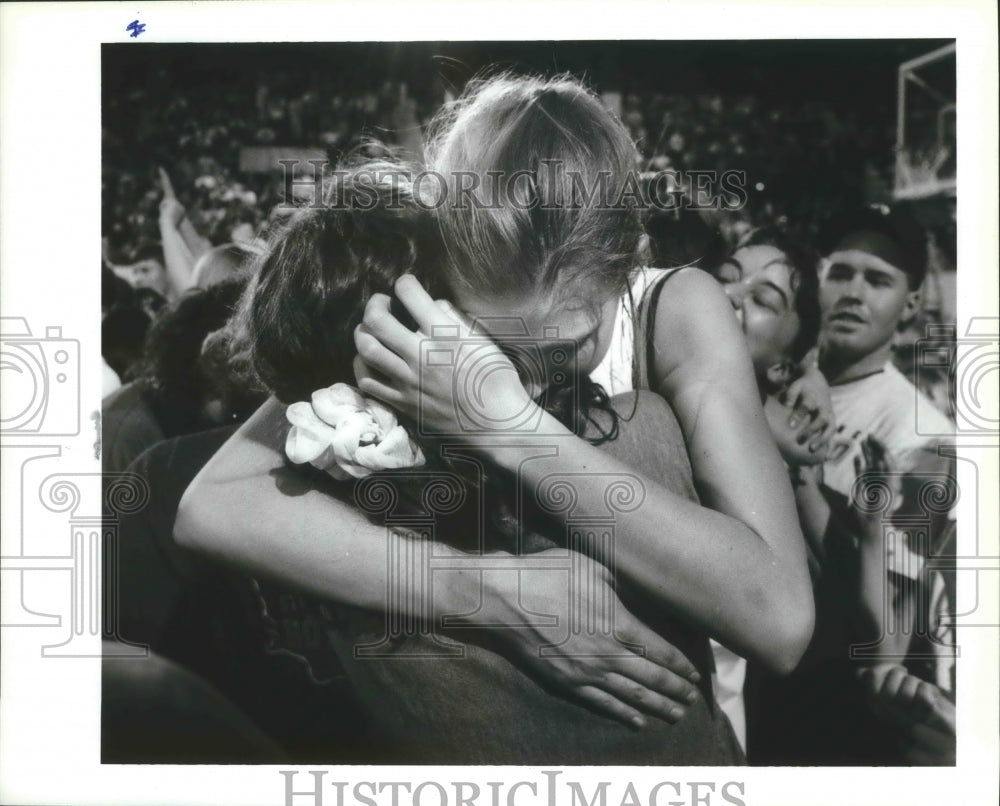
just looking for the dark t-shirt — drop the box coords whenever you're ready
[110,395,744,765]
[251,392,744,765]
[110,425,370,762]
[102,381,165,475]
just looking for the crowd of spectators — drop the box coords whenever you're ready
[102,61,957,418]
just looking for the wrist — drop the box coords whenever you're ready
[789,463,818,488]
[432,547,519,628]
[478,408,574,470]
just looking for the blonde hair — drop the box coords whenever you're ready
[425,72,642,303]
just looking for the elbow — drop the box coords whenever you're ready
[761,590,815,676]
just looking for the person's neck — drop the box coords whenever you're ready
[820,342,892,386]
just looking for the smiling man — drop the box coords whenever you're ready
[816,205,952,497]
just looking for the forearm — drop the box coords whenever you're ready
[158,220,196,299]
[178,217,211,260]
[791,468,832,564]
[856,538,914,660]
[485,413,814,673]
[177,470,481,619]
[174,398,513,625]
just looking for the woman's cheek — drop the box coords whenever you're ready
[576,337,604,378]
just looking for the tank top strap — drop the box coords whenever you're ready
[632,266,686,391]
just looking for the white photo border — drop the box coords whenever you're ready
[1,2,997,805]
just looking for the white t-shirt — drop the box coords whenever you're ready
[590,267,749,751]
[823,362,953,499]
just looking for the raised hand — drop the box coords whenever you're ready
[852,434,902,528]
[158,196,187,230]
[765,396,826,467]
[857,664,955,764]
[780,364,836,459]
[157,166,177,199]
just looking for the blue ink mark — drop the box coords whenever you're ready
[126,19,146,38]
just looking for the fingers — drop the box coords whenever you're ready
[158,166,176,198]
[785,399,833,458]
[607,657,699,709]
[618,619,701,684]
[808,436,831,460]
[785,386,818,429]
[904,681,955,731]
[394,274,457,336]
[861,665,956,763]
[860,436,876,472]
[864,435,890,472]
[354,322,414,384]
[796,413,830,449]
[863,664,931,727]
[435,298,475,331]
[859,663,905,699]
[353,354,406,409]
[897,672,922,703]
[856,435,887,477]
[877,664,910,701]
[362,293,420,361]
[588,608,702,724]
[597,670,690,724]
[574,685,648,729]
[876,672,923,725]
[781,377,806,412]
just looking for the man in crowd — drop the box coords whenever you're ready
[817,205,953,496]
[816,205,955,765]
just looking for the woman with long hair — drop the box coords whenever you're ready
[176,73,814,762]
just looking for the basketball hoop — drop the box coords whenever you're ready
[894,43,956,201]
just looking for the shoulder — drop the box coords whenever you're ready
[649,268,749,372]
[643,269,759,410]
[649,265,723,302]
[103,380,143,412]
[102,383,165,463]
[651,267,734,336]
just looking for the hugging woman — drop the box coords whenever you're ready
[175,74,814,764]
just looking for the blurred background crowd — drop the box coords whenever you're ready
[102,41,957,406]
